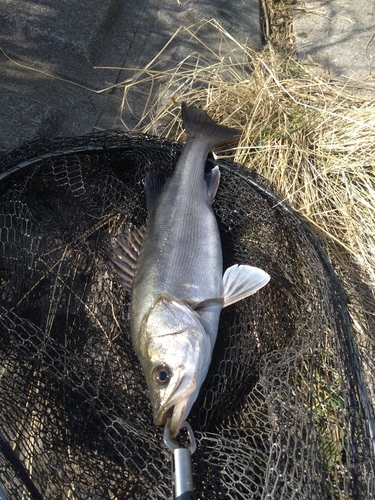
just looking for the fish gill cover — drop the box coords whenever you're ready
[0,130,374,499]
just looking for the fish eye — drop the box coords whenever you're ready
[152,365,172,386]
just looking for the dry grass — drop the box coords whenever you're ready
[116,19,374,279]
[112,19,375,380]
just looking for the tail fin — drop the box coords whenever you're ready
[181,102,241,146]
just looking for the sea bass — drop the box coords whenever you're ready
[107,103,270,438]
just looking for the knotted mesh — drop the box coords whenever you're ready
[0,131,374,499]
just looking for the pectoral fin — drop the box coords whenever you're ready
[223,264,270,307]
[105,226,145,292]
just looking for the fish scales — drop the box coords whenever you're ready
[135,140,222,305]
[107,103,270,438]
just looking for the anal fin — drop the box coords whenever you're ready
[205,166,221,202]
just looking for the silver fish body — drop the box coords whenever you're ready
[108,103,270,437]
[132,107,228,346]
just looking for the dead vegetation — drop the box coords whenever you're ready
[112,17,375,400]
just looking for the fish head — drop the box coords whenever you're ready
[138,294,212,438]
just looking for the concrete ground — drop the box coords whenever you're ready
[0,0,262,153]
[1,0,374,154]
[293,0,375,78]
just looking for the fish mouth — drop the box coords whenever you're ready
[154,375,197,438]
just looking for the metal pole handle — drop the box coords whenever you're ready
[164,421,197,500]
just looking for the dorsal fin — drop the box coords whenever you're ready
[105,225,145,292]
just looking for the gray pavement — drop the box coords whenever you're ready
[0,0,262,153]
[293,0,375,78]
[1,0,374,153]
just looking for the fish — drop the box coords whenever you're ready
[107,103,270,438]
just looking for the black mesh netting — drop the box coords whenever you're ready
[0,131,374,499]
